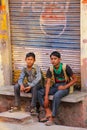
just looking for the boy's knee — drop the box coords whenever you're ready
[53,92,61,99]
[38,89,44,96]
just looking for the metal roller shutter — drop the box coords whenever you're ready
[9,0,80,85]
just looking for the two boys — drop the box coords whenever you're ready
[10,51,77,125]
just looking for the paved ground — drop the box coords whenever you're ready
[0,121,87,130]
[0,111,87,130]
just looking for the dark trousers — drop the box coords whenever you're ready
[14,83,42,107]
[38,83,69,117]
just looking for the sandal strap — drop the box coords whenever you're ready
[40,117,48,122]
[40,116,51,122]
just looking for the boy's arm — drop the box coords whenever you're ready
[64,74,77,89]
[18,68,25,85]
[58,74,77,90]
[44,68,52,108]
[45,78,51,98]
[27,65,41,87]
[58,65,77,90]
[44,78,51,108]
[18,68,25,91]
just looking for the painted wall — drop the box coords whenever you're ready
[0,0,12,86]
[0,0,6,86]
[81,0,87,90]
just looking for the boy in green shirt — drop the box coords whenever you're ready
[38,51,77,125]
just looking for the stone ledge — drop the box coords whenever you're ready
[0,85,87,103]
[49,91,87,103]
[0,111,32,124]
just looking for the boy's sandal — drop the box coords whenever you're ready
[40,116,50,122]
[30,108,38,116]
[40,117,48,122]
[45,120,54,126]
[38,108,46,121]
[30,108,36,113]
[8,106,20,113]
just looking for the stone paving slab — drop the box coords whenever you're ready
[0,111,32,123]
[21,122,87,130]
[0,122,87,130]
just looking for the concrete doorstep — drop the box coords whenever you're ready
[0,111,33,124]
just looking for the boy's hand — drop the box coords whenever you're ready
[24,86,31,93]
[20,85,25,92]
[58,85,66,90]
[44,96,49,108]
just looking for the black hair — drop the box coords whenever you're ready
[25,52,35,59]
[50,51,61,58]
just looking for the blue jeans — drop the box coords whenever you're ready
[14,83,42,107]
[38,82,69,117]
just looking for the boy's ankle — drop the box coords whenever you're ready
[30,107,38,116]
[39,106,44,112]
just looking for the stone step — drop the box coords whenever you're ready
[0,111,33,124]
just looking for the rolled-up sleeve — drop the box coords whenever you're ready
[18,68,25,85]
[28,65,41,87]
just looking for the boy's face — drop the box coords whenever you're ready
[25,56,35,67]
[50,55,61,67]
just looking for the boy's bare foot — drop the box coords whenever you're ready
[45,116,54,126]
